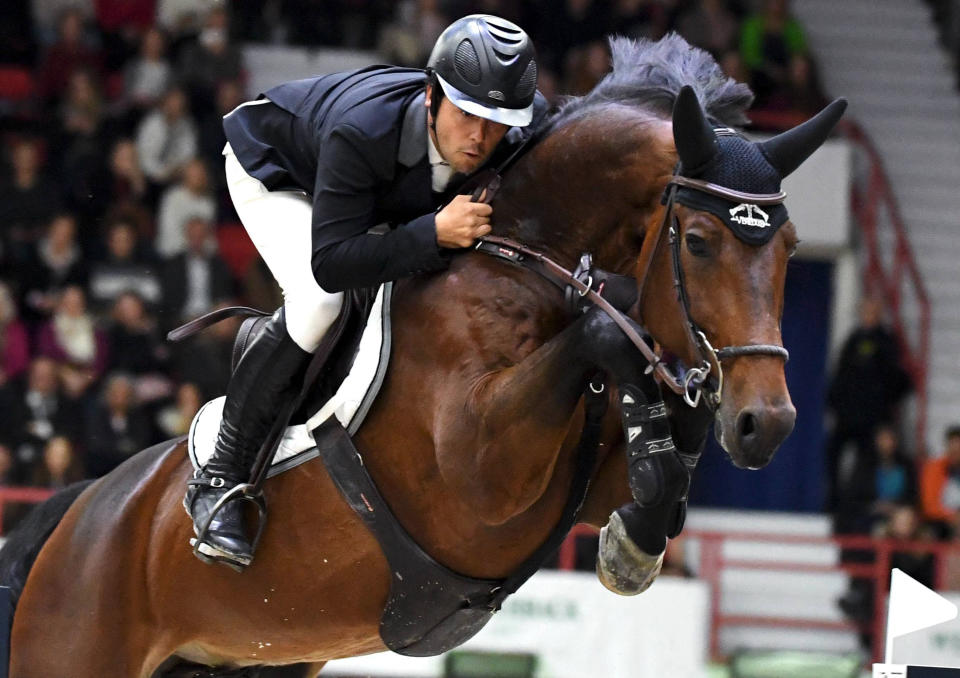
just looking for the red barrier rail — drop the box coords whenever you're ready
[0,487,55,534]
[558,524,960,663]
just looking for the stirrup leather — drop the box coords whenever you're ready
[188,478,267,571]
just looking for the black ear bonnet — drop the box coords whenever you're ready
[667,86,847,246]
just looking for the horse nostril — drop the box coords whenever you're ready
[738,411,757,439]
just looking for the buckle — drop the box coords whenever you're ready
[210,477,226,488]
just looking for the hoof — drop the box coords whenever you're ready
[596,510,664,596]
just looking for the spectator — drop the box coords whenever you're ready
[0,138,62,267]
[377,0,448,67]
[22,213,88,319]
[176,6,245,111]
[91,138,153,219]
[170,301,236,398]
[156,381,203,438]
[885,504,936,588]
[36,285,109,394]
[106,291,165,376]
[839,504,934,623]
[0,444,16,486]
[0,282,31,385]
[124,27,173,112]
[921,427,960,539]
[84,372,152,476]
[196,78,244,189]
[36,8,103,103]
[0,2,38,66]
[57,69,110,222]
[155,158,216,258]
[32,1,95,46]
[135,86,198,186]
[535,0,610,73]
[156,0,220,42]
[608,0,667,41]
[0,356,83,471]
[94,0,157,71]
[161,216,234,329]
[869,424,916,527]
[88,218,163,311]
[562,40,610,96]
[825,296,912,511]
[30,435,85,488]
[720,49,749,85]
[58,68,104,143]
[676,0,739,56]
[739,0,809,108]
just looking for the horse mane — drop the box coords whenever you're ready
[543,33,754,132]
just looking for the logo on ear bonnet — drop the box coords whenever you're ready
[729,203,770,229]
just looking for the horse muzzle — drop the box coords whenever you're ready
[717,400,796,469]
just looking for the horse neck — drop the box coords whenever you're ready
[491,111,674,276]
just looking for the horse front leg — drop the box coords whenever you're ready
[580,309,713,594]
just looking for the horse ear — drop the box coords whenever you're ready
[672,85,718,176]
[758,98,848,178]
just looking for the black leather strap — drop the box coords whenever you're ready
[314,377,608,656]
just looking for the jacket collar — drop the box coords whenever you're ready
[398,91,427,168]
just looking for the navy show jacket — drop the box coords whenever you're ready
[223,65,547,292]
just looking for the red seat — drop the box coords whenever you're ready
[0,67,35,101]
[216,222,258,279]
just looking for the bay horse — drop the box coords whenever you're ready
[0,35,844,677]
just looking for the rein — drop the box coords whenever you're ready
[473,172,790,410]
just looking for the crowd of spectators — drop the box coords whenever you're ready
[0,0,824,520]
[825,295,960,626]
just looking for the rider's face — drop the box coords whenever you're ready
[426,85,509,175]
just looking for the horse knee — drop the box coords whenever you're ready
[579,308,649,378]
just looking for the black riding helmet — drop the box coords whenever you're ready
[427,14,538,127]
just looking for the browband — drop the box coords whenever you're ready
[667,176,786,205]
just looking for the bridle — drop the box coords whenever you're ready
[640,173,790,409]
[473,167,789,411]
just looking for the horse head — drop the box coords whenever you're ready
[636,86,847,469]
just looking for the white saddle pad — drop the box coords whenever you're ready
[188,283,392,477]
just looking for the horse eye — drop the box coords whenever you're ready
[788,242,800,258]
[685,233,709,258]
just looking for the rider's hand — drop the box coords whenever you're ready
[435,194,492,249]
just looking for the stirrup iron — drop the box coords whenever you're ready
[189,482,268,572]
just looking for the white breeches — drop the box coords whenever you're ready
[224,145,343,353]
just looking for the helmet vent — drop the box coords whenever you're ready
[454,39,482,85]
[515,59,538,100]
[484,18,521,35]
[492,47,519,65]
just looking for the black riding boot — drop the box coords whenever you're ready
[185,307,312,569]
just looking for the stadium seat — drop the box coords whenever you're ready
[216,222,258,279]
[0,67,35,101]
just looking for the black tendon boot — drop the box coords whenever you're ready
[185,308,312,569]
[619,383,688,508]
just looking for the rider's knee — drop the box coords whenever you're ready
[283,291,344,352]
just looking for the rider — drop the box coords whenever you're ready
[185,14,546,569]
